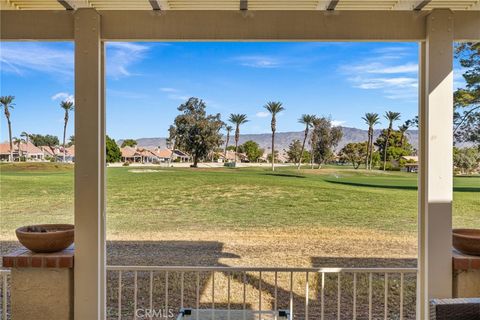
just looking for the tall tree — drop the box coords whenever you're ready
[382,111,401,171]
[287,139,310,164]
[20,131,30,160]
[224,125,233,162]
[339,142,368,169]
[0,95,15,162]
[375,130,413,169]
[167,125,177,166]
[241,140,263,162]
[453,147,480,174]
[398,121,410,149]
[362,113,380,170]
[12,136,24,160]
[454,43,480,146]
[121,139,137,148]
[173,97,224,167]
[106,135,122,163]
[68,135,75,147]
[60,100,74,162]
[297,114,315,169]
[264,101,285,171]
[228,114,248,163]
[309,118,320,168]
[311,117,343,167]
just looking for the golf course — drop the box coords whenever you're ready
[1,162,478,319]
[1,162,478,267]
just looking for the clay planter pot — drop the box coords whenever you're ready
[15,224,74,253]
[453,229,480,256]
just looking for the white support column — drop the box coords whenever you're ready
[74,8,106,320]
[417,8,454,319]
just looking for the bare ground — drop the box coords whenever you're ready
[1,227,417,319]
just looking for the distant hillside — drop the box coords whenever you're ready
[118,126,420,153]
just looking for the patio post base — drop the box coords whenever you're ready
[3,246,74,320]
[453,249,480,298]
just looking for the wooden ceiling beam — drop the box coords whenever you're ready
[240,0,248,11]
[326,0,339,11]
[57,0,74,10]
[2,10,479,42]
[414,0,431,11]
[148,0,161,10]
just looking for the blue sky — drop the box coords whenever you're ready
[0,41,465,141]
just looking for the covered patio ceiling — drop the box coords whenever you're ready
[1,0,479,11]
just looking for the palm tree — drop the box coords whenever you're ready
[60,100,74,162]
[167,125,177,166]
[297,114,315,169]
[228,114,248,163]
[382,111,401,171]
[310,117,320,169]
[224,125,233,162]
[362,113,380,170]
[13,137,24,161]
[264,101,285,171]
[20,131,30,161]
[0,95,15,162]
[398,122,410,148]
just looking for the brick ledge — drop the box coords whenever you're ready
[2,246,74,268]
[453,249,480,271]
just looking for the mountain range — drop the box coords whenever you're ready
[119,126,420,153]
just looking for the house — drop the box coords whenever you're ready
[120,147,189,163]
[401,155,419,173]
[217,150,248,163]
[0,141,46,162]
[155,148,173,162]
[260,151,288,163]
[137,148,159,163]
[120,146,142,163]
[54,145,75,162]
[152,148,190,163]
[38,146,56,160]
[0,142,12,161]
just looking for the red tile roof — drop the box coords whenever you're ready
[121,146,139,157]
[0,141,44,155]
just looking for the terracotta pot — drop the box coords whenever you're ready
[15,224,74,253]
[453,229,480,256]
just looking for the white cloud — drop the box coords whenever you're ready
[331,120,346,127]
[350,62,418,74]
[160,87,179,93]
[168,94,190,101]
[351,76,417,90]
[106,42,149,78]
[0,42,150,79]
[0,43,73,76]
[51,92,74,103]
[159,87,189,101]
[341,47,419,101]
[256,111,270,118]
[232,55,283,68]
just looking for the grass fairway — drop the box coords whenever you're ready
[2,163,478,319]
[1,163,479,266]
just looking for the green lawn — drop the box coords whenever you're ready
[0,163,478,239]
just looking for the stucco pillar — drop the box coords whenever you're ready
[417,8,454,320]
[74,8,106,320]
[3,248,74,320]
